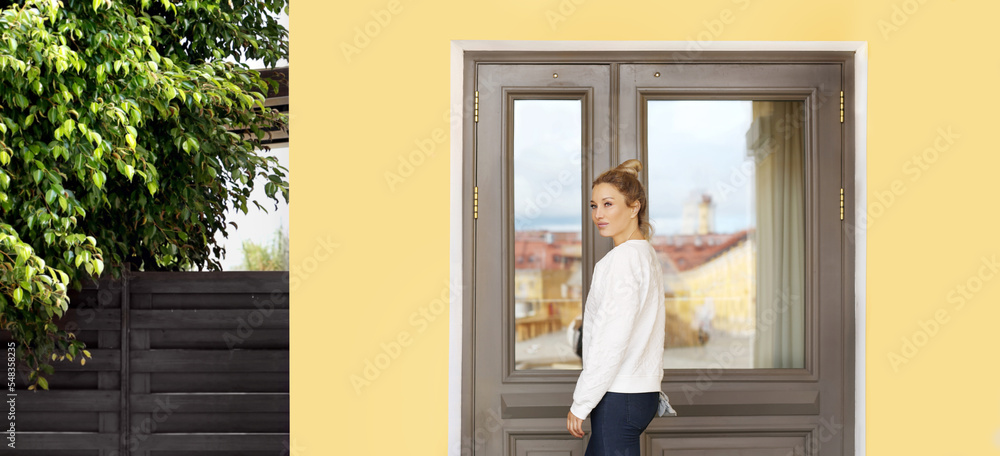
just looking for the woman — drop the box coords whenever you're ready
[567,159,666,456]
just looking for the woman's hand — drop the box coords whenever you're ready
[567,411,585,438]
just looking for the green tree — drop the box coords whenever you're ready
[238,224,288,271]
[0,0,288,389]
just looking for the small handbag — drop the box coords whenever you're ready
[574,320,583,358]
[657,391,677,417]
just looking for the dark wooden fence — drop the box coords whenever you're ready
[0,270,290,455]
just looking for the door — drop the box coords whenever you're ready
[467,55,852,456]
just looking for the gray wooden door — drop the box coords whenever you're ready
[466,55,852,456]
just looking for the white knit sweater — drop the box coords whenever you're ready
[570,239,665,420]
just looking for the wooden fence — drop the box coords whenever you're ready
[0,270,290,455]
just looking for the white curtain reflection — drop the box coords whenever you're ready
[748,101,805,368]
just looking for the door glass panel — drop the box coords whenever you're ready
[646,100,804,369]
[512,99,584,370]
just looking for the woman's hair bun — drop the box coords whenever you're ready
[616,159,642,177]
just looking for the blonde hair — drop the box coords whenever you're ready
[592,159,654,240]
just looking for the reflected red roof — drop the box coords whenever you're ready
[651,229,751,272]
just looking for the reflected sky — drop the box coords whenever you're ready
[513,100,582,233]
[513,100,755,235]
[648,100,753,235]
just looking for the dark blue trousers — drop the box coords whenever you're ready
[585,391,659,456]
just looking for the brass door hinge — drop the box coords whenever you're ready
[474,186,479,219]
[840,91,844,123]
[474,91,479,123]
[840,187,845,220]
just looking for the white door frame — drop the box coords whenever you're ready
[447,39,868,456]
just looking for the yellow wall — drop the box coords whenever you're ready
[295,1,1000,454]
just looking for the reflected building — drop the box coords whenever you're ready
[513,231,583,343]
[651,192,756,348]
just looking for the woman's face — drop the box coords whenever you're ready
[590,183,639,240]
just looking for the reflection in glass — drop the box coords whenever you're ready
[646,100,804,369]
[512,100,584,370]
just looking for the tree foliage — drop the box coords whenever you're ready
[238,224,288,271]
[0,0,288,389]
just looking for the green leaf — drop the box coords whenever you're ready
[12,288,23,304]
[184,137,199,153]
[91,170,106,189]
[147,180,158,196]
[36,376,48,391]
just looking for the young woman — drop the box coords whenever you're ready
[566,159,666,456]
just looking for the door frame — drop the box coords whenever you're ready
[448,40,868,456]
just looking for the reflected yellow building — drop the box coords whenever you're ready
[513,232,583,342]
[660,234,756,337]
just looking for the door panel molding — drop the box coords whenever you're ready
[498,389,821,420]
